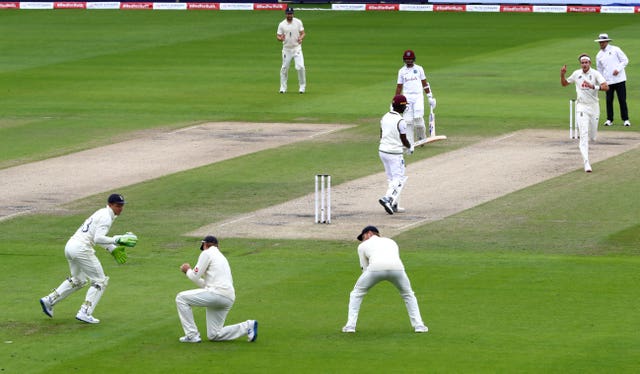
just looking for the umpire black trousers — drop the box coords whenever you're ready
[605,81,629,122]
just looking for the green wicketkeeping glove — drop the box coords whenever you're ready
[111,246,127,264]
[114,232,138,247]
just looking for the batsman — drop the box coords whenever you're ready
[396,49,437,145]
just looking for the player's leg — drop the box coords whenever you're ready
[412,99,426,141]
[40,241,89,318]
[392,176,408,213]
[75,252,108,323]
[604,85,614,124]
[385,156,406,205]
[344,271,380,331]
[616,82,629,123]
[388,270,427,331]
[414,116,427,141]
[576,107,591,172]
[175,288,211,342]
[293,50,306,93]
[403,104,416,145]
[280,50,293,93]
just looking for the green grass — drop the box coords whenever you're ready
[1,10,640,373]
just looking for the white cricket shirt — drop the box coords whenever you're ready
[357,235,405,272]
[187,246,236,301]
[277,18,304,50]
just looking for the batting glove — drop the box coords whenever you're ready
[405,146,414,155]
[111,246,128,264]
[114,232,138,247]
[428,97,437,109]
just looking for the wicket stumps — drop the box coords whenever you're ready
[569,99,577,139]
[314,174,331,224]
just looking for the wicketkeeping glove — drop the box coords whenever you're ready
[111,246,127,264]
[114,232,138,247]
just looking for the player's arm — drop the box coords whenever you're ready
[298,30,305,43]
[560,65,570,87]
[398,120,412,149]
[185,253,209,287]
[395,83,403,95]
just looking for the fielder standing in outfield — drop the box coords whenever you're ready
[561,54,608,173]
[378,95,413,215]
[277,6,306,94]
[396,50,437,145]
[176,235,258,343]
[342,225,428,334]
[39,193,138,324]
[595,33,631,127]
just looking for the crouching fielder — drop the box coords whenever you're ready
[176,235,258,343]
[342,225,428,333]
[378,95,413,215]
[561,53,608,173]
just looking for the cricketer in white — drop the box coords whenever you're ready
[176,235,258,343]
[378,95,413,215]
[39,193,138,324]
[342,226,428,333]
[396,49,437,145]
[561,53,609,173]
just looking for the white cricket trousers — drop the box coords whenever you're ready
[379,151,407,205]
[49,240,109,315]
[280,47,306,92]
[176,289,249,341]
[346,270,425,329]
[576,102,599,165]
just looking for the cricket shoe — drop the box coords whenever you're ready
[603,120,613,126]
[392,204,405,213]
[39,297,54,318]
[584,162,592,173]
[179,335,202,343]
[624,120,631,127]
[378,197,394,215]
[76,311,100,324]
[342,326,356,333]
[415,325,429,333]
[247,320,258,342]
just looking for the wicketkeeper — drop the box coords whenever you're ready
[39,193,138,324]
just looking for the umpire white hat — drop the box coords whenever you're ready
[594,33,612,42]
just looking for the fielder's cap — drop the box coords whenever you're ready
[200,235,218,250]
[107,193,126,204]
[392,95,407,106]
[285,6,294,13]
[594,33,612,42]
[357,225,379,241]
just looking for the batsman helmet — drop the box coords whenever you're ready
[392,95,408,114]
[403,50,416,62]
